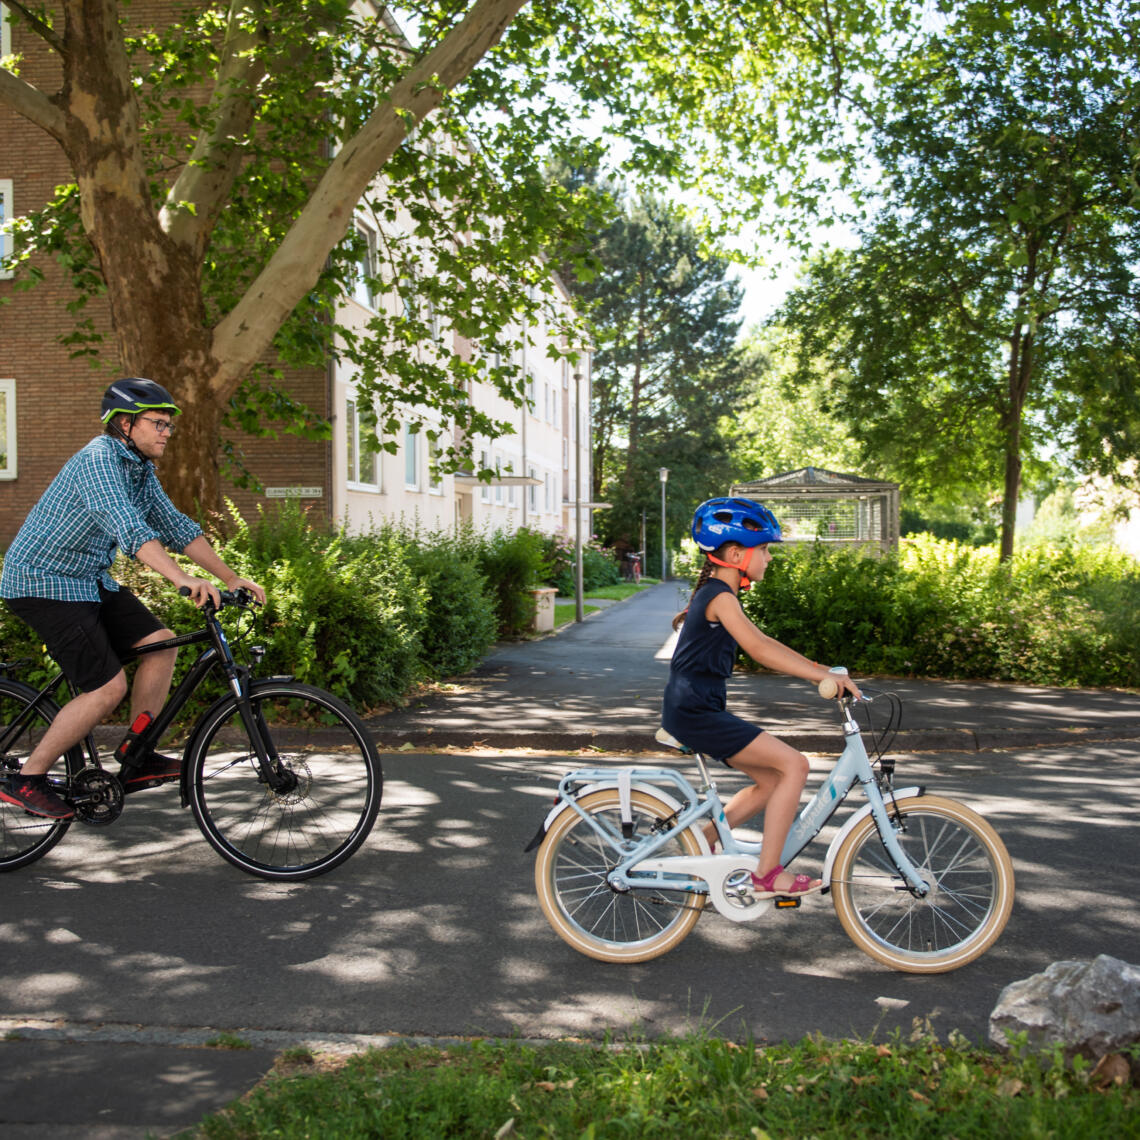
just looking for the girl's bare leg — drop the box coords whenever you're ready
[723,733,818,891]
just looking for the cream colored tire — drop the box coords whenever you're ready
[830,794,1014,973]
[535,787,706,963]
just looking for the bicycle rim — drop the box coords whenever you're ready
[0,681,71,870]
[534,787,706,963]
[830,794,1014,973]
[188,682,382,881]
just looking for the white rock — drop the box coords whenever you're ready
[989,954,1140,1059]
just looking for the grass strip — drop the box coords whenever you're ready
[187,1030,1138,1139]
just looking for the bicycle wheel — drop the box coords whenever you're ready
[0,679,72,871]
[534,787,706,963]
[187,681,382,881]
[830,793,1014,973]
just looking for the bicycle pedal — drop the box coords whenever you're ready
[773,897,802,909]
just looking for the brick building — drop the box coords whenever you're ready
[0,3,592,550]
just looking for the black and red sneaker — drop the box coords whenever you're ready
[118,753,181,793]
[0,774,75,820]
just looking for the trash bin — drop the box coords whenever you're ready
[531,587,558,632]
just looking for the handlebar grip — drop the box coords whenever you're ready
[177,585,252,607]
[817,666,848,699]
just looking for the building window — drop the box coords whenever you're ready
[352,224,377,310]
[428,436,443,494]
[0,178,13,279]
[345,394,379,489]
[405,422,420,489]
[0,378,15,480]
[528,465,537,511]
[479,448,490,503]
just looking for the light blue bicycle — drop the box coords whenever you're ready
[529,672,1014,972]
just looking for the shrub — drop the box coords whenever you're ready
[474,527,550,637]
[729,535,1140,688]
[231,505,427,709]
[542,533,622,595]
[402,527,499,678]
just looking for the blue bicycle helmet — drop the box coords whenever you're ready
[692,497,782,551]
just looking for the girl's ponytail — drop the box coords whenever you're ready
[672,559,715,630]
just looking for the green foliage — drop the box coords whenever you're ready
[194,1031,1138,1139]
[0,508,546,721]
[736,536,1140,687]
[776,2,1140,557]
[559,177,749,557]
[473,527,551,638]
[540,533,621,596]
[725,326,864,481]
[400,527,499,678]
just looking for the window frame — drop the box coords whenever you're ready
[345,390,381,492]
[352,222,378,310]
[404,422,420,490]
[0,377,16,480]
[0,178,13,280]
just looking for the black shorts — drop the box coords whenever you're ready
[5,585,166,693]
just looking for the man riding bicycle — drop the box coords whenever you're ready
[0,378,264,820]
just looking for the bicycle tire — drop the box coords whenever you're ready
[0,679,72,871]
[187,680,382,881]
[830,793,1014,973]
[534,787,706,963]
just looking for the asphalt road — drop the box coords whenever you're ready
[2,735,1137,1050]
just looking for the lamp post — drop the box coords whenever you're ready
[574,372,584,622]
[659,467,669,580]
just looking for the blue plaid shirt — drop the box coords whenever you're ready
[1,434,203,602]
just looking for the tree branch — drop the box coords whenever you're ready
[3,0,64,53]
[0,65,66,139]
[160,6,267,255]
[211,0,530,392]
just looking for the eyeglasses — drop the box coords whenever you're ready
[137,416,175,435]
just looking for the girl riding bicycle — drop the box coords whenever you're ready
[663,497,861,897]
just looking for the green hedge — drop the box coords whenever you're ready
[675,534,1140,689]
[0,506,545,719]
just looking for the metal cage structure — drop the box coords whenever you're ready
[731,467,900,554]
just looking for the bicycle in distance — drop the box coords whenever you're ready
[0,589,382,881]
[528,671,1014,972]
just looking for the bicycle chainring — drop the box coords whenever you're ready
[70,767,125,826]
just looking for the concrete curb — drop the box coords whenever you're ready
[370,724,1140,754]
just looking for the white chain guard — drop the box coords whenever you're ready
[629,853,773,923]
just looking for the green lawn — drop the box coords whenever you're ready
[554,602,600,627]
[188,1031,1137,1139]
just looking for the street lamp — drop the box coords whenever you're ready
[574,372,584,622]
[659,467,669,580]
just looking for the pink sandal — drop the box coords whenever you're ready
[750,864,820,897]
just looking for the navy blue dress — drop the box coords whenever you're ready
[662,578,763,764]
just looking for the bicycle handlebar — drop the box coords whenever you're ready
[177,585,258,611]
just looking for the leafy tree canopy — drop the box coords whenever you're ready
[775,0,1140,557]
[560,177,747,556]
[0,0,911,511]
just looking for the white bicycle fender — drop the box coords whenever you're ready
[821,786,923,886]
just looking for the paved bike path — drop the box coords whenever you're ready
[367,580,1140,753]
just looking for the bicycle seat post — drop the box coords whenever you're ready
[693,751,715,793]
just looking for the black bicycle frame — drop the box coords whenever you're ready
[2,598,290,796]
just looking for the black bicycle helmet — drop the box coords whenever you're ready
[100,378,180,424]
[692,497,782,551]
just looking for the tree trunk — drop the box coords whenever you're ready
[999,325,1033,562]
